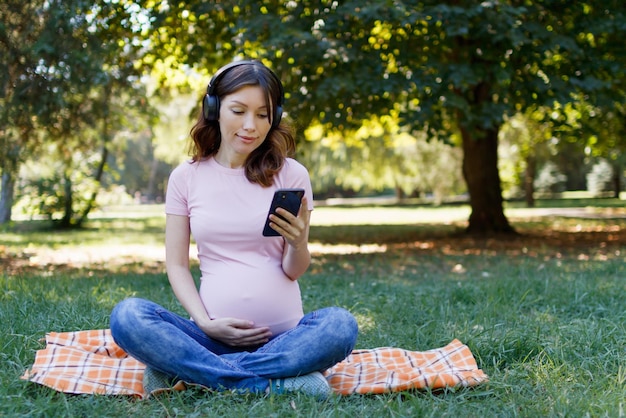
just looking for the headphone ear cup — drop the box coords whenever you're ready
[273,105,283,129]
[203,93,219,121]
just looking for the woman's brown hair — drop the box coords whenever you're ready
[189,61,296,187]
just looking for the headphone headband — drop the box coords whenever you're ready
[202,60,284,129]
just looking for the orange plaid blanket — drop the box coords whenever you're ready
[21,329,488,397]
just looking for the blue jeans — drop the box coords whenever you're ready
[110,298,358,393]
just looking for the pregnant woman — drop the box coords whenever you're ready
[109,60,358,399]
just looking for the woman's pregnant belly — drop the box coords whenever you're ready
[199,265,304,335]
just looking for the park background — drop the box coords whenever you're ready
[1,1,625,416]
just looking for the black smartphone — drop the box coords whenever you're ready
[262,188,305,236]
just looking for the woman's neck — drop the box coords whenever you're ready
[214,150,246,169]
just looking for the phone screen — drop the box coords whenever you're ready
[262,188,305,236]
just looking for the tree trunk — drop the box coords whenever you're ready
[76,90,112,227]
[611,162,621,199]
[59,170,73,228]
[394,185,405,200]
[0,171,16,224]
[76,144,109,227]
[461,125,515,234]
[524,155,536,208]
[146,146,159,202]
[0,145,20,224]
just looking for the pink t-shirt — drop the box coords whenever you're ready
[165,157,314,335]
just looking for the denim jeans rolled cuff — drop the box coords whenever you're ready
[110,297,358,393]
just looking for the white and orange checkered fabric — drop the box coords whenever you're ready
[21,329,488,397]
[21,329,145,397]
[325,338,489,394]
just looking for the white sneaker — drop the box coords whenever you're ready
[270,371,332,399]
[142,367,179,397]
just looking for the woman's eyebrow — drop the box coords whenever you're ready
[228,100,268,110]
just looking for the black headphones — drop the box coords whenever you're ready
[202,60,284,129]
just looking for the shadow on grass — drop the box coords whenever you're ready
[310,218,626,256]
[3,215,625,416]
[2,216,625,278]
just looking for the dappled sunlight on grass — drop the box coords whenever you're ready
[0,244,167,276]
[353,313,377,333]
[3,203,626,417]
[2,207,625,280]
[28,244,165,267]
[312,205,471,226]
[309,243,387,255]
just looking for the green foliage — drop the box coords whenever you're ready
[190,1,625,134]
[3,0,626,233]
[300,118,465,200]
[162,0,623,232]
[0,0,153,224]
[16,145,97,220]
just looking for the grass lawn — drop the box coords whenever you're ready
[1,200,625,417]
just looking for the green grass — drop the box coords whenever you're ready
[1,201,625,417]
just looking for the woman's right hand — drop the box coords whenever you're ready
[199,317,272,347]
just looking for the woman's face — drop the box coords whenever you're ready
[217,85,272,164]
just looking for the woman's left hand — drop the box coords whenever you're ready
[269,196,310,250]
